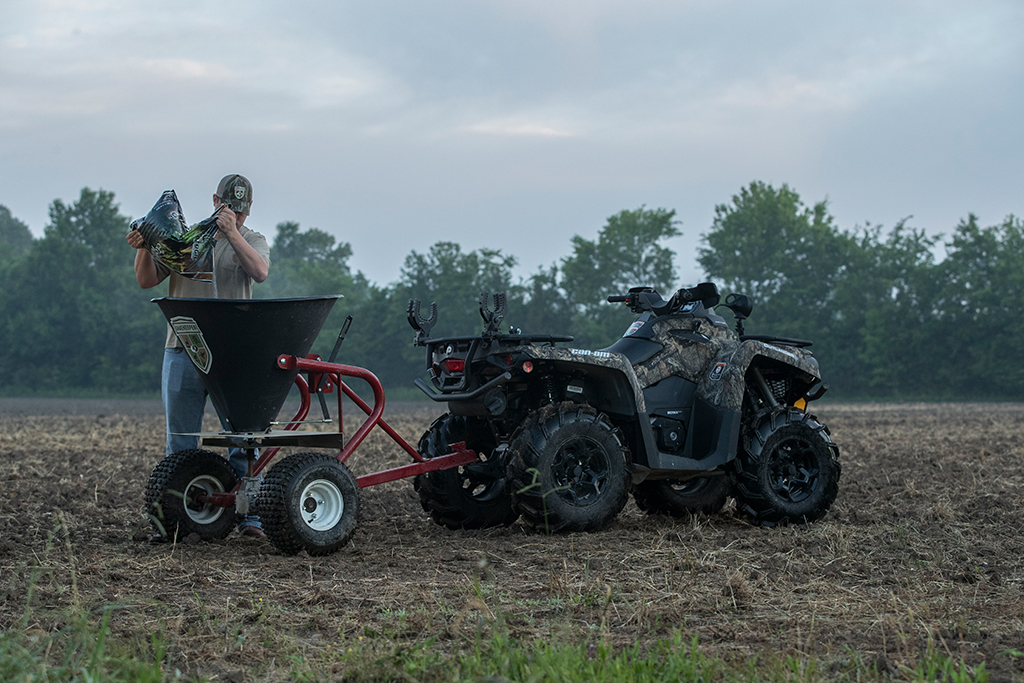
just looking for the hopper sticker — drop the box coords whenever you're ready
[170,316,212,374]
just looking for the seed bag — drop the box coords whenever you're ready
[130,190,220,278]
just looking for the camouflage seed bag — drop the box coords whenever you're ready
[130,190,220,279]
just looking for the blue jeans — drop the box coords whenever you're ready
[162,348,262,530]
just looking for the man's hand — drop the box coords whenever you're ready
[215,206,240,239]
[126,229,146,249]
[127,229,163,288]
[212,206,269,283]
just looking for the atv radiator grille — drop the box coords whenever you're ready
[766,378,790,402]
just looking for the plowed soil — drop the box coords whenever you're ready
[1,401,1022,681]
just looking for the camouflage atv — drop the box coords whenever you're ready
[407,282,840,533]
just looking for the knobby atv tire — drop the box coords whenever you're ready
[506,402,631,533]
[256,452,358,556]
[633,475,730,517]
[733,408,841,526]
[414,413,518,530]
[144,449,237,541]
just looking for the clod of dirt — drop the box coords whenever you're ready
[722,573,752,610]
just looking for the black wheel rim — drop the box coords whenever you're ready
[550,436,610,507]
[766,435,820,503]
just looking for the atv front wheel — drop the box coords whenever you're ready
[633,475,730,517]
[733,408,841,526]
[144,449,237,541]
[414,413,518,529]
[257,452,359,556]
[506,402,631,533]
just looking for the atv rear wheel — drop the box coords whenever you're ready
[507,402,631,533]
[633,475,729,517]
[414,413,518,529]
[733,408,841,526]
[144,449,237,541]
[257,452,358,556]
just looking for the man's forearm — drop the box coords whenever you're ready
[224,232,269,283]
[134,248,162,288]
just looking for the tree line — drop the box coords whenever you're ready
[1,182,1021,400]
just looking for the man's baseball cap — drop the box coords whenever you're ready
[216,174,253,214]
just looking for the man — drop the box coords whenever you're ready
[127,174,271,538]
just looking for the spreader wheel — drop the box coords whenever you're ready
[633,475,730,517]
[144,449,237,541]
[506,402,631,533]
[256,452,358,556]
[733,408,841,526]
[414,413,518,529]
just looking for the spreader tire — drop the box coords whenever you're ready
[506,402,631,533]
[733,408,841,526]
[257,452,358,556]
[414,413,518,530]
[633,475,730,517]
[144,449,237,541]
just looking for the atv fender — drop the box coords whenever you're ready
[518,345,646,416]
[696,340,822,412]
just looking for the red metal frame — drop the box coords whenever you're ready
[278,354,480,486]
[203,354,478,510]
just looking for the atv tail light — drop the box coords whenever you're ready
[440,358,466,374]
[522,361,534,373]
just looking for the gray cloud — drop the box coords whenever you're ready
[1,0,1020,286]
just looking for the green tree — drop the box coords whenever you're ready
[256,221,382,386]
[562,206,680,307]
[400,241,517,337]
[0,205,33,260]
[506,265,574,337]
[561,206,680,347]
[261,221,359,297]
[936,214,1024,397]
[698,181,855,334]
[850,221,943,397]
[0,188,164,392]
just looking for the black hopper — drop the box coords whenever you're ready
[153,296,341,433]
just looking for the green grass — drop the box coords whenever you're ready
[0,608,166,683]
[0,518,997,682]
[1,602,996,683]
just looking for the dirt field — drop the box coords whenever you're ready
[1,400,1022,681]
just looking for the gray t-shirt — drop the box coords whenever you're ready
[156,224,271,349]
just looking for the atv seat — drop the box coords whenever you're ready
[741,335,813,348]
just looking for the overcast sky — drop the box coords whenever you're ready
[2,0,1021,287]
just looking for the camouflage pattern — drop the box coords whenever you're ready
[631,316,734,388]
[217,174,253,215]
[515,315,821,413]
[515,345,649,412]
[695,339,821,411]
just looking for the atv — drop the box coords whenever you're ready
[406,282,840,533]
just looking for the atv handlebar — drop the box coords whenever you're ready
[607,288,673,315]
[608,283,722,315]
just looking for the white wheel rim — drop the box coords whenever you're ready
[184,474,226,525]
[300,479,345,531]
